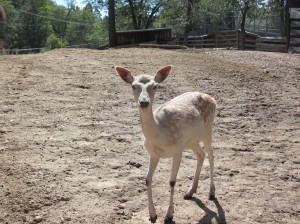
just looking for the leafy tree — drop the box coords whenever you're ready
[83,0,106,18]
[230,0,256,49]
[65,3,97,46]
[50,4,69,40]
[160,0,198,39]
[184,0,200,43]
[0,0,288,51]
[45,33,66,49]
[267,0,285,35]
[199,0,235,30]
[126,0,165,29]
[86,0,165,30]
[0,0,19,48]
[12,0,53,48]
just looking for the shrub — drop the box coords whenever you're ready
[45,34,66,50]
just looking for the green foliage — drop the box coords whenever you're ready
[0,0,284,51]
[0,0,108,50]
[65,3,97,46]
[45,33,66,50]
[0,0,19,48]
[86,20,109,47]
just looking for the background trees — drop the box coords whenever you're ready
[0,0,284,50]
[0,0,106,49]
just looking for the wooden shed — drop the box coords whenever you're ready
[286,0,300,53]
[116,28,172,46]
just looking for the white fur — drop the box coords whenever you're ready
[116,66,216,223]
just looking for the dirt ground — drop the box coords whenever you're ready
[0,48,299,224]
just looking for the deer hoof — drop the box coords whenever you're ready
[184,190,194,200]
[184,194,193,200]
[164,216,173,224]
[149,215,157,223]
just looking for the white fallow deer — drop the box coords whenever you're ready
[116,65,216,223]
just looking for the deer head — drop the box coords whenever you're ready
[116,66,172,109]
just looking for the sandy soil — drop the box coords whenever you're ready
[0,48,299,224]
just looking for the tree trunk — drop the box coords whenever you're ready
[184,0,193,46]
[240,1,250,50]
[108,0,116,47]
[144,3,162,29]
[0,5,6,21]
[128,0,139,29]
[240,11,246,50]
[279,0,285,36]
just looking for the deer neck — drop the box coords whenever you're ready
[139,107,159,141]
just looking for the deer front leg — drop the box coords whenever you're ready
[165,153,182,223]
[146,155,160,223]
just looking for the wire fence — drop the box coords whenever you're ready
[0,43,94,55]
[290,8,300,19]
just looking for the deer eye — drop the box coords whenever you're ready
[153,85,158,90]
[132,85,136,90]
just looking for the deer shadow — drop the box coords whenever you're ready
[190,197,227,224]
[164,197,226,224]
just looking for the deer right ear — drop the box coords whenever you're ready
[154,65,172,83]
[116,66,134,84]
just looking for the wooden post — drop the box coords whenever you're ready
[287,9,290,52]
[108,0,116,47]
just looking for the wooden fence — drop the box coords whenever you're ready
[116,28,172,46]
[287,8,300,53]
[173,30,258,50]
[256,37,288,53]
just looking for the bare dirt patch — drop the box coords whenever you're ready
[0,48,299,224]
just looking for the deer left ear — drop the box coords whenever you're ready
[116,66,134,84]
[154,65,172,83]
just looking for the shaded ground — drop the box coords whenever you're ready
[0,48,299,224]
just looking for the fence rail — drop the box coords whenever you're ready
[288,8,300,53]
[173,30,257,50]
[1,44,92,55]
[256,37,287,53]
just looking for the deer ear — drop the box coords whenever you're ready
[116,66,134,84]
[154,65,172,83]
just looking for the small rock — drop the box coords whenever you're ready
[111,165,122,169]
[118,204,125,209]
[0,129,7,133]
[118,198,128,203]
[187,175,193,180]
[116,210,125,215]
[60,196,71,201]
[64,216,72,221]
[33,216,43,223]
[127,161,142,168]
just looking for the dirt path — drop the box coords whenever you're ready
[0,48,299,224]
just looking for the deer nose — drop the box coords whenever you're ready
[139,100,149,108]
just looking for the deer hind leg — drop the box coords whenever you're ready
[203,135,215,200]
[165,153,182,223]
[184,144,206,200]
[146,155,160,223]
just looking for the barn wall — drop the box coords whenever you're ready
[116,28,172,46]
